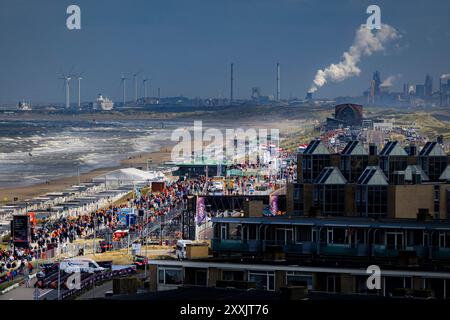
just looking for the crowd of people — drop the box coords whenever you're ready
[0,247,34,284]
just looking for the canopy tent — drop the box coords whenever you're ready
[93,168,163,184]
[226,169,244,177]
[226,168,262,177]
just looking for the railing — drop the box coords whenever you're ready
[212,238,450,260]
[61,266,137,300]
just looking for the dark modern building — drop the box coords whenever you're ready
[295,139,450,219]
[373,71,382,97]
[327,104,364,129]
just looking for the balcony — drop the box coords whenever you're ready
[372,244,399,257]
[262,241,316,255]
[319,244,356,256]
[431,247,450,259]
[211,239,260,253]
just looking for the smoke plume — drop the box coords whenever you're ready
[381,74,402,87]
[308,24,400,93]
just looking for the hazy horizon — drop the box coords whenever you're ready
[0,0,449,104]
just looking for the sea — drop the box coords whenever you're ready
[0,119,177,189]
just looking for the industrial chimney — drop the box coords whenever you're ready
[230,63,234,105]
[276,62,280,101]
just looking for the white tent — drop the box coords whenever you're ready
[93,168,163,184]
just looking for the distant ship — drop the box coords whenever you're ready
[93,94,114,111]
[18,101,32,111]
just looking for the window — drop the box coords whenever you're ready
[248,271,275,291]
[326,275,341,293]
[223,270,244,281]
[220,224,227,240]
[286,272,313,289]
[228,223,242,240]
[380,156,407,182]
[331,228,346,244]
[302,155,331,182]
[295,226,312,243]
[420,156,448,182]
[439,232,450,248]
[357,185,388,217]
[248,225,257,240]
[341,156,368,182]
[434,185,440,216]
[158,267,183,285]
[315,184,345,216]
[293,184,304,215]
[406,230,423,246]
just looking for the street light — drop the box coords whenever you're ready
[144,209,148,279]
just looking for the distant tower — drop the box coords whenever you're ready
[158,87,161,104]
[230,63,234,104]
[77,77,82,109]
[133,72,140,103]
[425,74,433,97]
[373,71,381,98]
[276,62,280,101]
[370,80,375,104]
[143,78,150,100]
[59,75,71,109]
[121,74,128,106]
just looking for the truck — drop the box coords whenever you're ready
[59,258,106,274]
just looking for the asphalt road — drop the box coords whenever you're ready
[77,280,113,300]
[0,278,53,301]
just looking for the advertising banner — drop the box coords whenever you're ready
[270,195,278,216]
[12,215,31,248]
[196,197,205,226]
[118,208,136,226]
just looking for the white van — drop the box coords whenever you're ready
[175,240,193,260]
[59,258,105,273]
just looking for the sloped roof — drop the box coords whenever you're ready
[419,142,446,156]
[93,168,162,182]
[357,166,388,185]
[439,165,450,181]
[303,140,330,155]
[315,167,347,185]
[379,141,408,156]
[341,141,368,156]
[403,165,429,182]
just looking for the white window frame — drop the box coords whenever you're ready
[157,266,183,286]
[248,271,275,291]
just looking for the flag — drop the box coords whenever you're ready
[196,197,205,226]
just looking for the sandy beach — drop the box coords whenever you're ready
[0,144,174,203]
[0,112,309,205]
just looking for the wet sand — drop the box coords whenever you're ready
[0,144,173,203]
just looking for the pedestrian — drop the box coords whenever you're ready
[24,268,31,288]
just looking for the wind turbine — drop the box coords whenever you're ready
[143,78,150,101]
[77,76,83,109]
[59,74,72,109]
[133,71,141,103]
[121,73,129,106]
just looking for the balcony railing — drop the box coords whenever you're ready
[211,238,450,260]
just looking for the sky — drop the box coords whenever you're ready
[0,0,449,104]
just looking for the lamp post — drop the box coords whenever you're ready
[144,210,148,279]
[57,265,61,300]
